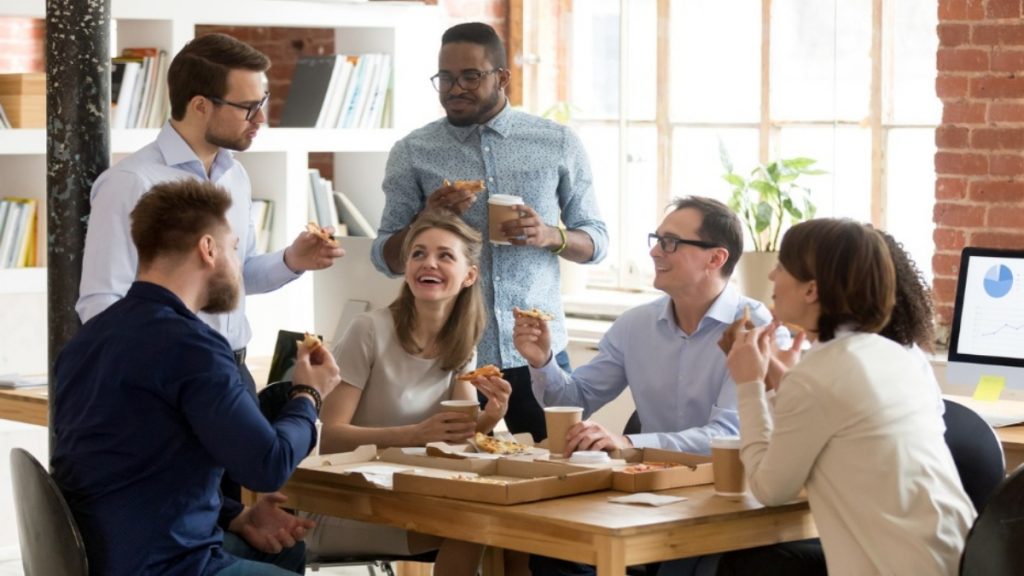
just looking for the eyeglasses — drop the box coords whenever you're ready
[430,69,501,92]
[206,91,269,122]
[648,233,721,253]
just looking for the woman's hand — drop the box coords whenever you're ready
[474,375,511,421]
[727,325,773,385]
[512,307,552,368]
[415,412,477,443]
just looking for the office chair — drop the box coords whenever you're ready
[942,399,1006,511]
[258,381,438,575]
[10,447,89,576]
[960,464,1024,575]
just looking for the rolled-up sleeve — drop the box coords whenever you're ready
[558,128,608,264]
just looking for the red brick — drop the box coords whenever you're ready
[933,277,960,304]
[932,253,962,277]
[990,155,1024,176]
[934,228,967,251]
[970,127,1024,148]
[936,177,968,199]
[936,126,970,148]
[933,202,986,226]
[935,151,988,175]
[971,76,1024,98]
[940,0,987,19]
[938,23,972,47]
[943,101,987,123]
[970,231,1024,249]
[935,304,954,325]
[989,102,1024,122]
[973,23,1024,45]
[990,50,1024,72]
[987,0,1023,19]
[988,205,1024,228]
[938,48,989,71]
[936,75,969,99]
[971,180,1024,202]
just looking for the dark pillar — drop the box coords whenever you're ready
[46,0,110,452]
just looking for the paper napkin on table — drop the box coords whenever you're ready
[608,492,688,507]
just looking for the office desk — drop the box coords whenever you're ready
[996,426,1024,472]
[282,467,816,576]
[0,387,47,427]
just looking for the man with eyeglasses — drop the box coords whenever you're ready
[514,196,776,575]
[372,22,609,447]
[76,33,344,573]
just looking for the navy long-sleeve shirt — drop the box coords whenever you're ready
[52,282,318,576]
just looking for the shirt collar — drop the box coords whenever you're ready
[445,99,514,142]
[656,282,742,332]
[156,122,235,181]
[126,281,197,321]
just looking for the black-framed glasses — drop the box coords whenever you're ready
[430,69,502,92]
[207,91,269,121]
[648,233,721,253]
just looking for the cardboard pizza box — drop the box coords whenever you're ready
[608,448,713,492]
[392,458,612,505]
[426,432,547,459]
[298,445,494,490]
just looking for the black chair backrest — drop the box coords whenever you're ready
[943,399,1006,511]
[10,448,89,576]
[623,410,642,435]
[960,464,1024,575]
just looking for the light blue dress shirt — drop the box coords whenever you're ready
[371,104,609,368]
[76,123,300,350]
[530,284,773,455]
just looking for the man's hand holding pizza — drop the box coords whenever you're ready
[284,223,345,273]
[512,306,552,368]
[427,180,483,215]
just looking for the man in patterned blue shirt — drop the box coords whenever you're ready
[371,22,609,443]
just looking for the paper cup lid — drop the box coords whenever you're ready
[488,194,522,206]
[441,400,478,407]
[544,406,584,413]
[569,451,610,464]
[710,436,742,449]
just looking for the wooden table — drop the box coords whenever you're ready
[996,425,1024,472]
[282,467,817,576]
[0,386,47,426]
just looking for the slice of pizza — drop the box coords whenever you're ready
[515,307,554,321]
[456,364,504,382]
[298,331,323,352]
[717,305,753,354]
[443,178,486,194]
[473,432,530,455]
[305,221,340,246]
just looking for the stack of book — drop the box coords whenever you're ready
[307,168,375,237]
[0,73,44,129]
[111,48,170,129]
[251,199,275,253]
[280,53,392,129]
[0,197,38,268]
[0,101,10,129]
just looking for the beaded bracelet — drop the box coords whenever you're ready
[289,384,322,414]
[551,226,568,256]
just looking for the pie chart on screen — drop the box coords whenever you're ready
[984,264,1014,298]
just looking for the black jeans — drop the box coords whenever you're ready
[481,350,572,443]
[715,539,826,576]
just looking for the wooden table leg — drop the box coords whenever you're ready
[482,546,505,576]
[594,536,626,576]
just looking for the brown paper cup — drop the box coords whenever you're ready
[711,436,747,498]
[440,400,480,422]
[544,406,583,457]
[488,194,523,245]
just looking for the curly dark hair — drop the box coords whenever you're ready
[877,230,935,352]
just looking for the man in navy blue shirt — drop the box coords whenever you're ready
[53,179,341,576]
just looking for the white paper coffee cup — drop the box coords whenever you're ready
[487,194,523,245]
[710,435,746,497]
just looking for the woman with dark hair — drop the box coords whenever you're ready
[305,210,509,575]
[724,219,973,576]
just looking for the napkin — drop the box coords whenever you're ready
[608,492,688,507]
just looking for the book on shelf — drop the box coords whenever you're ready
[333,191,376,238]
[280,56,341,128]
[0,101,9,129]
[280,53,393,129]
[0,197,37,269]
[251,199,274,253]
[111,48,169,129]
[0,72,45,129]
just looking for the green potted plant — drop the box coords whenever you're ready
[720,143,824,304]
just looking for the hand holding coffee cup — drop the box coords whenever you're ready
[487,194,524,244]
[543,406,584,457]
[710,436,747,498]
[440,399,481,422]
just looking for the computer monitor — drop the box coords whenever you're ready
[947,247,1024,390]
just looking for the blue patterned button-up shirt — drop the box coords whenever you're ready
[372,104,608,368]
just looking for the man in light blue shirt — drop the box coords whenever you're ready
[371,23,608,443]
[515,196,773,456]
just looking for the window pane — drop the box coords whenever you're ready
[772,0,871,121]
[576,123,622,282]
[570,0,621,120]
[777,126,871,223]
[623,125,659,285]
[887,0,941,125]
[670,0,761,122]
[672,127,759,204]
[626,0,657,120]
[886,128,936,282]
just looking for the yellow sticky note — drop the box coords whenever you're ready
[972,375,1006,402]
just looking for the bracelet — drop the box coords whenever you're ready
[289,384,322,414]
[550,226,568,256]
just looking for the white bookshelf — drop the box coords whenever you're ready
[0,0,442,371]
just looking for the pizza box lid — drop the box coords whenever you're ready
[607,448,713,492]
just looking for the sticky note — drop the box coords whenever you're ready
[972,375,1006,402]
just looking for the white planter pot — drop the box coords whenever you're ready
[734,251,778,307]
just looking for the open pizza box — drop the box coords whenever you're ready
[298,445,497,490]
[606,448,713,492]
[392,457,612,505]
[424,432,547,459]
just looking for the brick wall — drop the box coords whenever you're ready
[934,0,1024,325]
[0,18,44,73]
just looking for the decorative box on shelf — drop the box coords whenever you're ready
[0,73,44,129]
